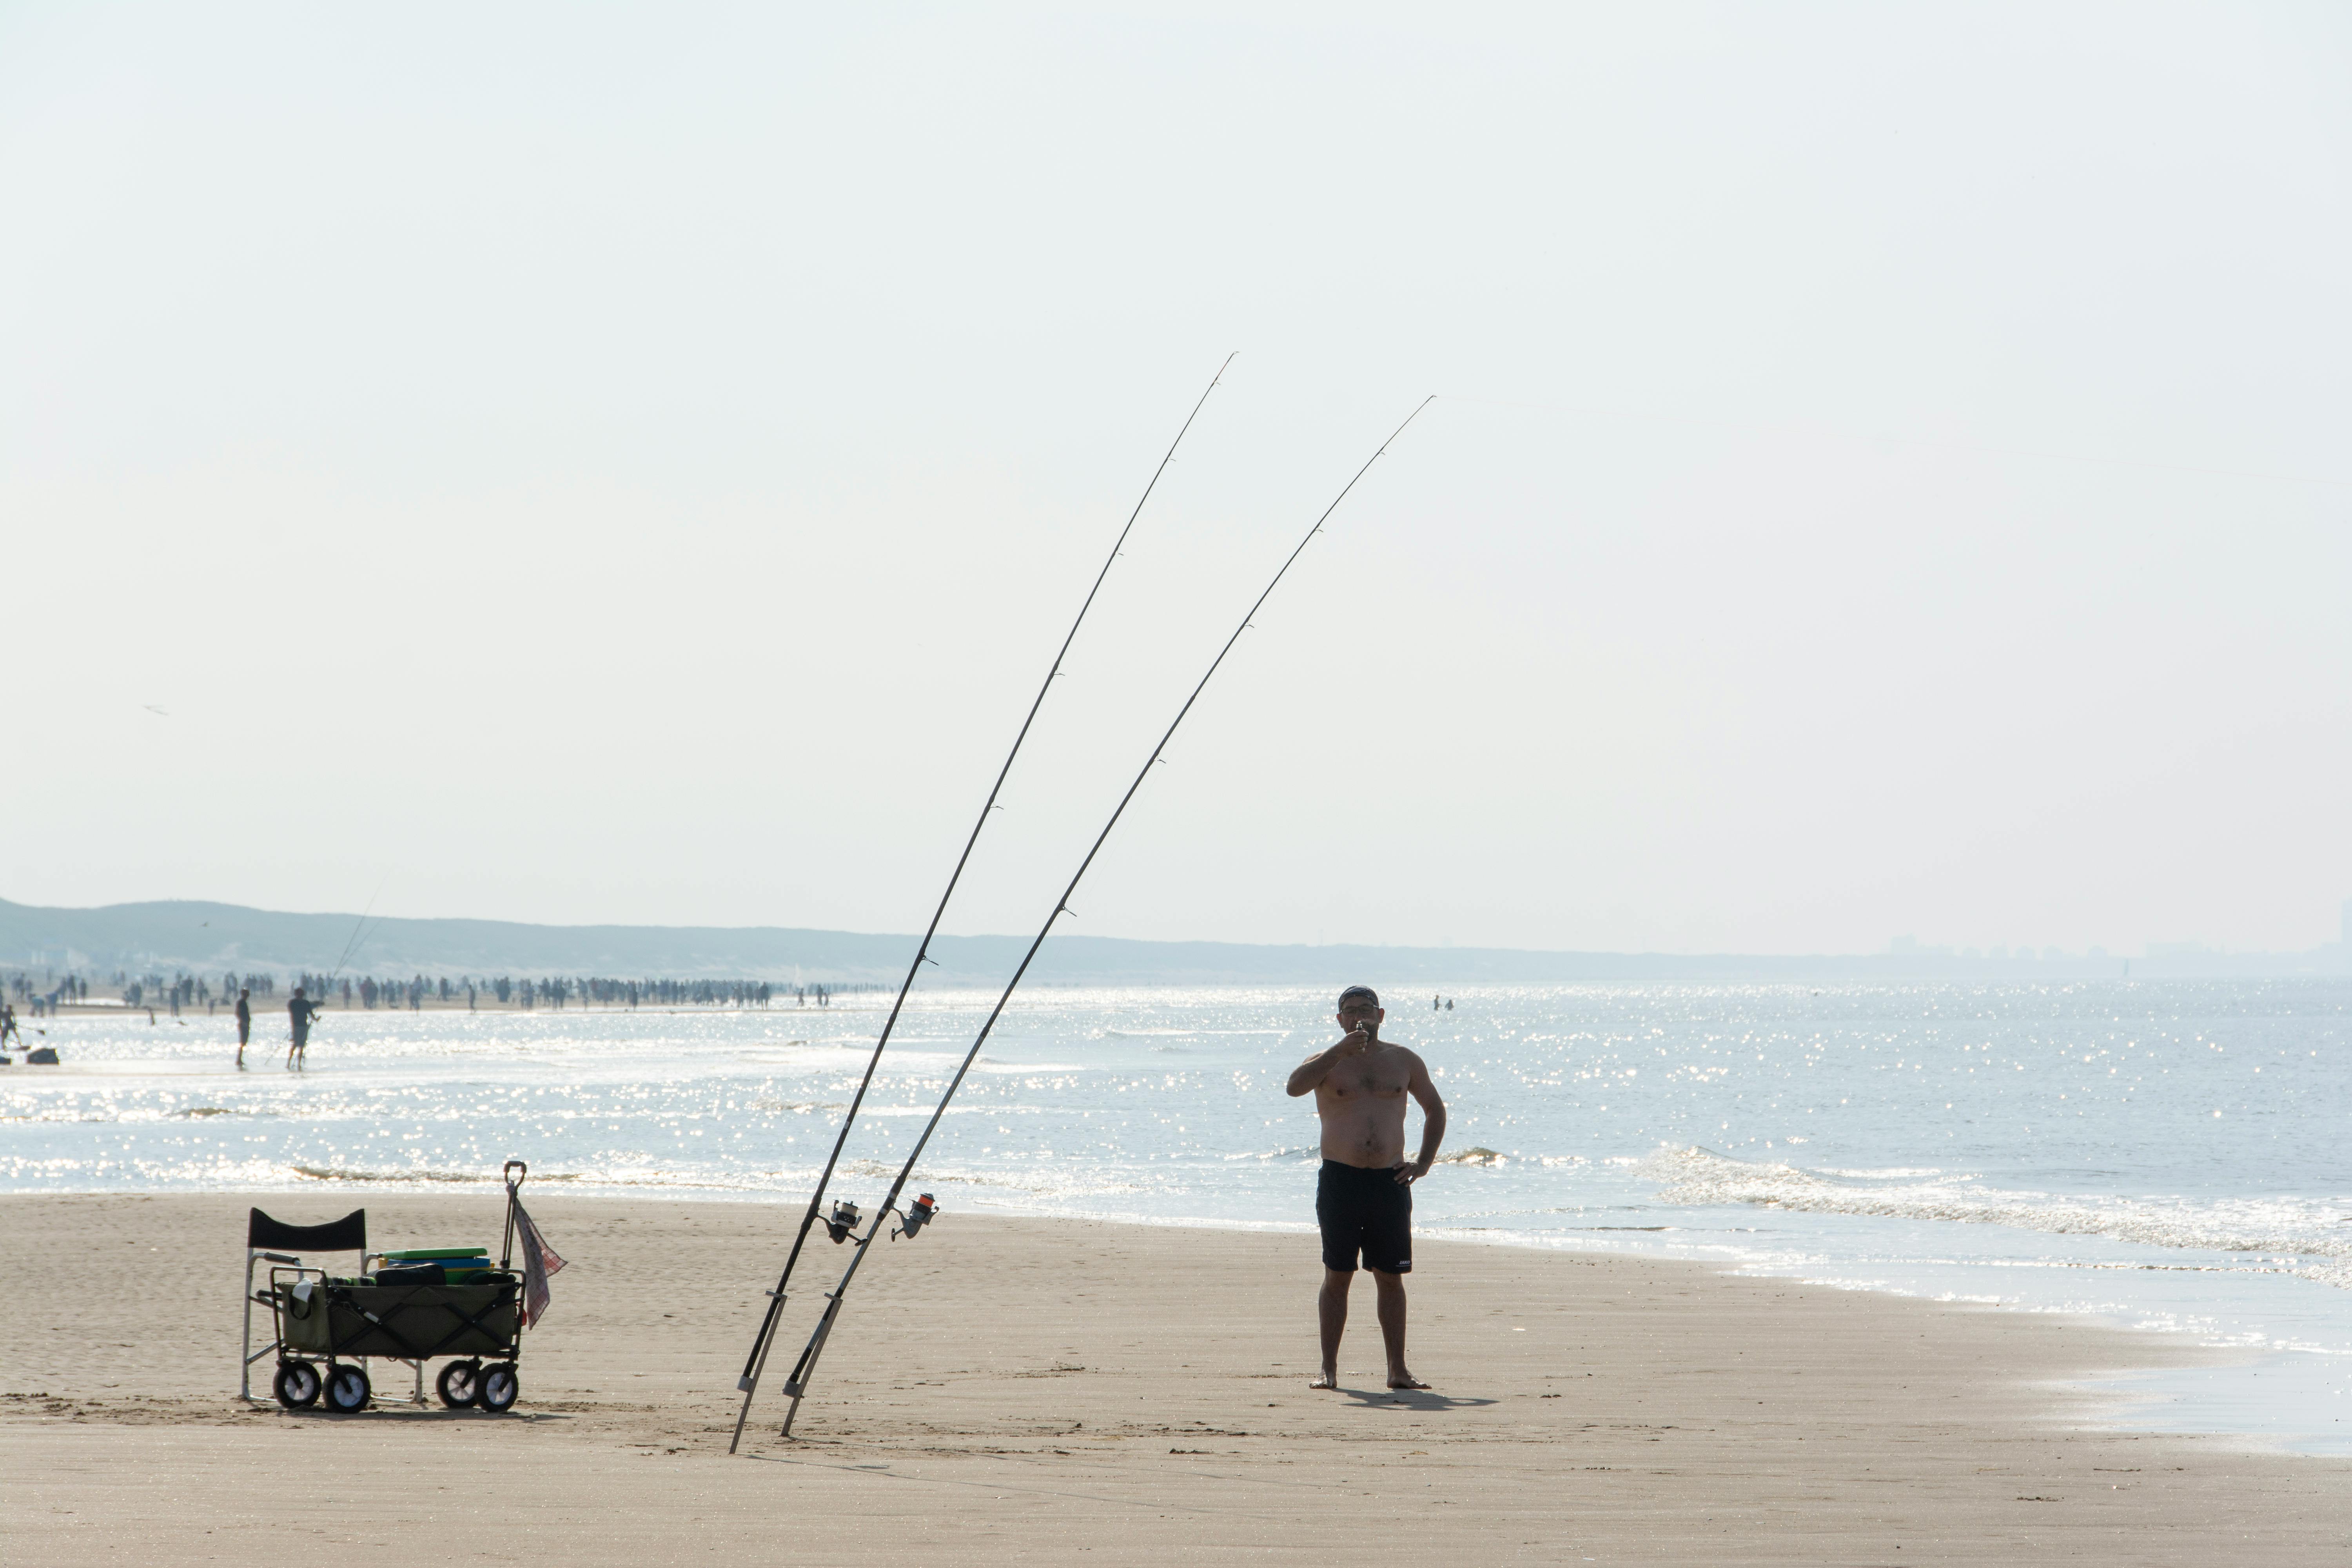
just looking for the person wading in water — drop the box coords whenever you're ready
[1285,984,1446,1390]
[234,987,252,1069]
[286,986,323,1070]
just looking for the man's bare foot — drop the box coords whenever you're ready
[1310,1371,1339,1390]
[1387,1372,1431,1390]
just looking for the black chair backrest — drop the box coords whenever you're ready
[248,1207,367,1253]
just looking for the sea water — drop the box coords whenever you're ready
[4,979,2346,1452]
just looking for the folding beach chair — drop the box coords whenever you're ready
[241,1207,366,1400]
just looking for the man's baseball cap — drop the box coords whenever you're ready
[1338,985,1379,1009]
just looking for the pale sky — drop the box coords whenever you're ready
[5,2,2347,956]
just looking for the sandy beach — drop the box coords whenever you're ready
[4,1192,2347,1566]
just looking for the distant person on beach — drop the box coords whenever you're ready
[1285,984,1447,1391]
[285,986,322,1070]
[234,987,252,1068]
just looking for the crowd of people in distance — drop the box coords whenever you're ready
[3,967,872,1071]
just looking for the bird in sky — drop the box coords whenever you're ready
[143,705,169,717]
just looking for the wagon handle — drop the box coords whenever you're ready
[500,1161,528,1270]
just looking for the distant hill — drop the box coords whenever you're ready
[0,897,2341,986]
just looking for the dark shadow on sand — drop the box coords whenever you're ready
[1336,1386,1495,1411]
[270,1406,573,1423]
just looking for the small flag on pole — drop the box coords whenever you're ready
[512,1203,568,1329]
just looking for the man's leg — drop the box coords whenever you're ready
[1315,1267,1354,1388]
[1371,1269,1426,1388]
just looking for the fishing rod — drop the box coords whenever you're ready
[726,355,1238,1452]
[768,395,1435,1441]
[323,878,389,994]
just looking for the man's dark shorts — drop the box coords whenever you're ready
[1316,1159,1412,1274]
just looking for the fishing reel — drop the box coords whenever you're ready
[824,1200,862,1244]
[891,1193,938,1240]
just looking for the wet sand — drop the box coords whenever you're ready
[4,1192,2347,1564]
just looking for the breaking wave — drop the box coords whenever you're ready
[292,1165,575,1185]
[1644,1145,2352,1288]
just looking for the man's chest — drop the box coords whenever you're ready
[1321,1055,1410,1101]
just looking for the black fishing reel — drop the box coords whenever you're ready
[891,1193,938,1240]
[824,1200,862,1244]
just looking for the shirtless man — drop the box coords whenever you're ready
[1285,984,1447,1390]
[234,987,252,1069]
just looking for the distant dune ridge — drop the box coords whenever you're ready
[2,897,2339,984]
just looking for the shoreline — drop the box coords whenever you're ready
[12,986,2352,1477]
[4,1177,2340,1459]
[5,1192,2347,1564]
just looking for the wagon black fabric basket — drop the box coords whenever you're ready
[276,1279,521,1358]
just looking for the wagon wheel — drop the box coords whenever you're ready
[273,1361,321,1409]
[436,1359,481,1408]
[478,1361,519,1414]
[324,1363,372,1413]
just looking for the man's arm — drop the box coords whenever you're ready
[1396,1051,1447,1183]
[1286,1026,1370,1096]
